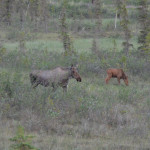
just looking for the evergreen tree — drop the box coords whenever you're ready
[91,38,100,57]
[91,0,102,58]
[115,0,131,55]
[10,125,39,150]
[94,0,102,35]
[0,0,13,25]
[60,0,75,56]
[145,32,150,55]
[138,0,150,53]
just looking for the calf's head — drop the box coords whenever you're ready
[124,75,129,86]
[70,65,82,82]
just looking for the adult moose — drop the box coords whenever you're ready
[30,65,82,92]
[105,68,129,86]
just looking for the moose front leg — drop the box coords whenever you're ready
[105,74,112,84]
[52,83,57,92]
[32,82,39,88]
[117,77,120,85]
[61,80,68,93]
[62,86,67,93]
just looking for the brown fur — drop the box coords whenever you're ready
[105,68,129,86]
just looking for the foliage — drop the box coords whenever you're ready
[91,38,101,58]
[60,0,75,56]
[10,125,39,150]
[18,31,26,53]
[0,45,6,63]
[0,0,150,148]
[0,34,150,149]
[138,0,150,54]
[145,32,150,55]
[115,0,131,55]
[93,0,103,35]
[0,71,23,99]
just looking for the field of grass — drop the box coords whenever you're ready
[0,73,150,149]
[3,36,138,54]
[0,34,150,150]
[0,0,150,148]
[1,121,150,150]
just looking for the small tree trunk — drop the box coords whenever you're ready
[6,0,11,25]
[115,10,118,29]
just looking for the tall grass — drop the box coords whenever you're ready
[0,34,149,150]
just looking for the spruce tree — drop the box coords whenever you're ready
[10,125,39,150]
[138,0,150,53]
[115,0,131,55]
[60,0,75,56]
[94,0,102,35]
[91,0,102,58]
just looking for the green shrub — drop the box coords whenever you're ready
[10,125,39,150]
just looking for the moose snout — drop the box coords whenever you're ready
[77,77,82,82]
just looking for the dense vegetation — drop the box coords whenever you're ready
[0,0,150,149]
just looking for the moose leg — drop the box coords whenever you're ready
[52,83,57,92]
[61,80,68,93]
[32,83,39,88]
[123,79,128,86]
[62,86,67,93]
[117,77,120,85]
[32,82,39,88]
[105,74,112,84]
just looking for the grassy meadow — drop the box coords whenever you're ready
[0,0,150,149]
[0,32,150,149]
[3,37,138,53]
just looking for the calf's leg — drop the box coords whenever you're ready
[105,74,112,84]
[117,77,120,85]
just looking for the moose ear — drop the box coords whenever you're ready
[70,64,73,70]
[75,64,79,68]
[71,64,74,67]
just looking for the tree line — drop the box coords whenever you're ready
[0,0,149,56]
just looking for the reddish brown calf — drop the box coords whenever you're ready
[105,68,129,86]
